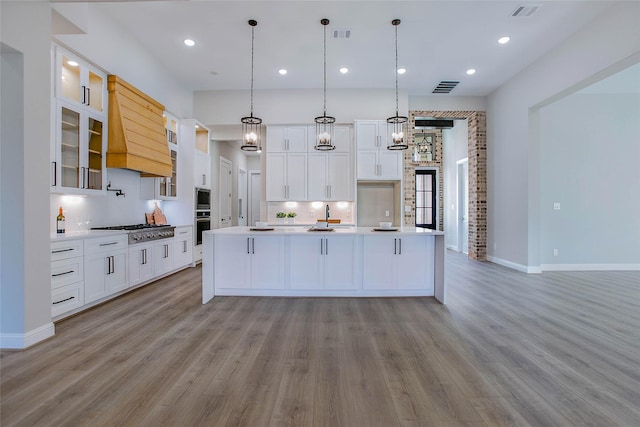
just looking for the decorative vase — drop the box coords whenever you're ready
[278,218,285,224]
[287,217,295,224]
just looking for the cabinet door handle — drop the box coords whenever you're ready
[53,296,75,305]
[86,87,90,106]
[325,238,329,255]
[106,256,111,275]
[202,174,206,186]
[52,248,74,254]
[52,161,57,186]
[394,238,397,255]
[247,237,250,254]
[86,167,90,190]
[52,270,74,277]
[82,85,87,104]
[164,244,169,258]
[183,240,187,253]
[99,242,118,246]
[320,238,323,255]
[141,248,147,265]
[80,167,85,189]
[252,237,255,254]
[398,238,402,255]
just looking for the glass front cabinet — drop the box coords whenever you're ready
[51,46,107,194]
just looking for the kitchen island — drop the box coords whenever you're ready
[202,226,445,303]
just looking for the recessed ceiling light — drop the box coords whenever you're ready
[339,67,349,74]
[67,60,79,67]
[279,69,287,75]
[498,36,510,44]
[184,39,195,47]
[397,68,406,74]
[195,125,199,128]
[466,69,476,75]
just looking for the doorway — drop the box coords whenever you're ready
[415,169,437,229]
[248,170,261,227]
[219,156,232,228]
[457,158,469,254]
[237,167,247,226]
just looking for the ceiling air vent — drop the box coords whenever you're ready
[432,81,459,94]
[511,5,540,17]
[415,119,454,129]
[332,28,351,39]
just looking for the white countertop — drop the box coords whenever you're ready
[205,226,444,236]
[50,230,128,242]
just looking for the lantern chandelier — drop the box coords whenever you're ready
[314,18,336,151]
[241,19,262,152]
[387,19,408,150]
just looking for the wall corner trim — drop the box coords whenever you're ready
[0,322,55,350]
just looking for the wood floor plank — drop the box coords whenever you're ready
[2,252,640,426]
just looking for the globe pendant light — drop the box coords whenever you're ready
[314,18,336,151]
[387,19,408,150]
[241,19,262,152]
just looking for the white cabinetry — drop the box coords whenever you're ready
[52,46,107,194]
[153,239,175,277]
[355,120,402,180]
[214,234,285,290]
[50,240,85,317]
[84,235,128,304]
[289,235,356,290]
[174,226,193,268]
[128,242,154,286]
[307,125,352,201]
[362,235,434,291]
[266,126,308,201]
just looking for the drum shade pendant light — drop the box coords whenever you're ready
[241,20,262,152]
[387,19,408,150]
[314,18,336,151]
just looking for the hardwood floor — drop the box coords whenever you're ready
[2,251,639,426]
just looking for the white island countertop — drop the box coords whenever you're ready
[206,226,444,236]
[202,226,445,304]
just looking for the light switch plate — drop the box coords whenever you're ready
[553,203,561,210]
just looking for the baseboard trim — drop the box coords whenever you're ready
[487,256,542,274]
[541,263,640,272]
[0,322,55,350]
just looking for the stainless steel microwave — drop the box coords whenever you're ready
[195,188,211,210]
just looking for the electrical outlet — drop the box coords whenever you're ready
[553,248,559,256]
[385,210,390,217]
[405,205,411,213]
[553,203,561,210]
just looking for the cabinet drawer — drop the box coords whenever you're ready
[52,282,84,318]
[51,258,84,289]
[175,227,192,239]
[84,234,128,254]
[51,240,83,261]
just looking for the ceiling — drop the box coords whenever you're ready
[85,0,618,97]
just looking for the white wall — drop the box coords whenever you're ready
[443,121,469,249]
[539,93,640,267]
[487,2,640,270]
[409,96,486,112]
[1,2,54,347]
[195,89,407,125]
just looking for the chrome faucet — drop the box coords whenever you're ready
[325,204,330,223]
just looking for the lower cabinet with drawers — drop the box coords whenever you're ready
[50,226,194,320]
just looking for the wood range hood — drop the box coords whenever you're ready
[106,75,172,177]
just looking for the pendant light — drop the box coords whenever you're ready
[241,19,262,152]
[387,19,408,150]
[314,18,336,151]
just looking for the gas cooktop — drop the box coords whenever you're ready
[91,224,172,231]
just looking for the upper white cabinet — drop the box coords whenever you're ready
[267,126,308,152]
[355,120,402,180]
[266,125,354,201]
[307,125,352,201]
[141,112,179,199]
[55,46,106,115]
[51,46,107,194]
[266,126,308,201]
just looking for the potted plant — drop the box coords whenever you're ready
[276,211,287,224]
[287,211,297,224]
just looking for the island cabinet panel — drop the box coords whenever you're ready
[362,235,434,292]
[289,235,356,290]
[214,234,285,290]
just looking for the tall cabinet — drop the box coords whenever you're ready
[355,120,402,180]
[51,45,107,194]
